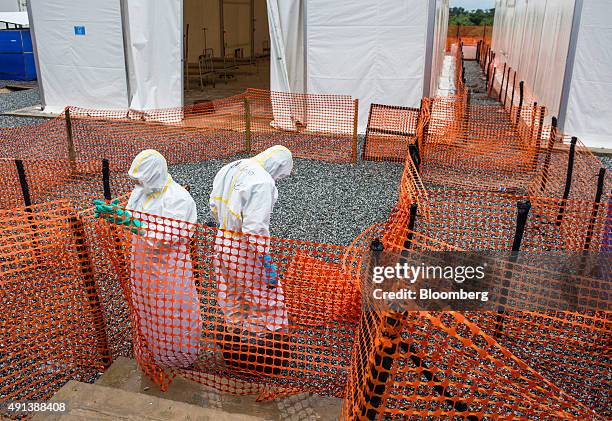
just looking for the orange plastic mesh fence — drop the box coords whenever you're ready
[362,104,420,162]
[422,101,550,193]
[342,308,609,420]
[0,158,134,212]
[0,201,112,415]
[0,89,358,212]
[341,225,609,419]
[245,89,358,163]
[479,43,540,117]
[385,186,611,253]
[91,209,363,398]
[446,25,493,51]
[67,88,357,165]
[0,49,609,419]
[418,47,612,204]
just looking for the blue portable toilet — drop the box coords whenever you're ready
[0,29,36,81]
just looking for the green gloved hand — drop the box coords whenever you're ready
[93,199,142,234]
[94,198,119,217]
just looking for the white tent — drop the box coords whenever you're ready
[267,0,449,131]
[28,0,448,127]
[492,0,612,150]
[28,0,182,114]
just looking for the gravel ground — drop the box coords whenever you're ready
[170,155,403,246]
[0,80,45,127]
[598,155,612,171]
[464,61,500,106]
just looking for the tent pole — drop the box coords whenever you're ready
[250,0,254,61]
[119,0,132,108]
[180,0,185,107]
[558,0,584,132]
[185,23,190,91]
[26,0,46,110]
[422,0,436,97]
[219,0,225,58]
[303,0,307,95]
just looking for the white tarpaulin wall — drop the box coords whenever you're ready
[492,0,612,149]
[563,0,612,149]
[124,0,182,113]
[430,0,449,96]
[267,0,447,132]
[492,0,575,127]
[28,0,182,114]
[28,0,129,113]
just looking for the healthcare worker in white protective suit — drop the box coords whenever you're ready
[209,145,293,340]
[96,150,201,368]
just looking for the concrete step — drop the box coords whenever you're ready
[32,380,264,420]
[94,357,342,421]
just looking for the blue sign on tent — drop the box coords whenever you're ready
[74,26,86,36]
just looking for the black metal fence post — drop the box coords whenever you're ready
[408,144,420,174]
[403,204,419,250]
[495,199,531,338]
[15,159,31,207]
[14,159,41,256]
[488,67,497,97]
[498,63,507,101]
[557,137,578,226]
[503,67,511,107]
[515,81,524,127]
[102,159,111,200]
[352,239,401,420]
[584,168,606,252]
[65,107,77,174]
[512,200,531,251]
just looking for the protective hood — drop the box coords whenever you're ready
[252,145,293,181]
[128,149,170,194]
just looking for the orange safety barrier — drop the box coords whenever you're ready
[93,208,362,398]
[342,220,609,419]
[389,187,610,253]
[67,88,358,166]
[0,202,112,411]
[245,89,358,163]
[0,89,359,213]
[343,307,609,419]
[361,104,420,162]
[446,24,493,52]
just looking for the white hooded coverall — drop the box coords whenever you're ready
[209,145,293,335]
[126,150,201,367]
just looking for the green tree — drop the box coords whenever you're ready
[449,7,494,26]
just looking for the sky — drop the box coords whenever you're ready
[450,0,495,10]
